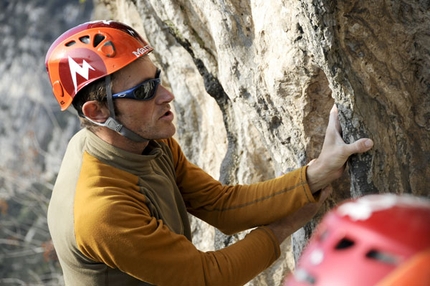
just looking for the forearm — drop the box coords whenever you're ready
[185,167,318,234]
[266,185,332,244]
[79,214,279,286]
[199,227,280,286]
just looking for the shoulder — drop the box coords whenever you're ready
[69,128,88,147]
[156,137,185,163]
[157,137,180,150]
[74,154,147,239]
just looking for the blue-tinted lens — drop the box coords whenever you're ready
[112,69,161,100]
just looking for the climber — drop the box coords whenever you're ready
[44,20,374,286]
[283,193,430,286]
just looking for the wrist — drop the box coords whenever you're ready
[267,219,294,245]
[306,160,329,193]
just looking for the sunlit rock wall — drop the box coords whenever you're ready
[98,0,430,284]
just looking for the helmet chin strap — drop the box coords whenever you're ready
[85,75,150,143]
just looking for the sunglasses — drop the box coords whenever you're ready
[111,69,161,100]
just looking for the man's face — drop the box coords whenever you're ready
[112,57,176,141]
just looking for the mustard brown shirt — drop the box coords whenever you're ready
[47,128,316,285]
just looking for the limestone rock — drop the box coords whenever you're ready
[99,0,429,284]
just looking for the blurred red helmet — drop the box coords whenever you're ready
[284,194,430,286]
[45,20,153,110]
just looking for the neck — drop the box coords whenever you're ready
[94,128,149,154]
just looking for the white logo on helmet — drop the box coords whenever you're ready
[337,194,430,221]
[68,56,95,94]
[132,47,150,57]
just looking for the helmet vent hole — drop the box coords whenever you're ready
[65,41,76,47]
[294,268,316,285]
[79,36,90,44]
[93,34,106,47]
[316,229,329,242]
[366,249,399,265]
[334,237,355,250]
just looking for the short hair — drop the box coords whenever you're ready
[71,56,148,131]
[72,73,116,131]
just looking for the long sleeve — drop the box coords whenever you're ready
[55,130,313,285]
[74,153,281,286]
[164,137,317,235]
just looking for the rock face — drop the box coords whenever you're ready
[2,0,428,284]
[101,0,429,284]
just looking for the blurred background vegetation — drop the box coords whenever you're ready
[0,0,95,284]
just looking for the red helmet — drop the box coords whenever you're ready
[284,194,430,286]
[45,20,153,110]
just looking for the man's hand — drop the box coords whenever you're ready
[306,105,374,193]
[267,185,332,244]
[267,105,373,244]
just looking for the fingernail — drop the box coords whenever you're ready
[365,139,374,148]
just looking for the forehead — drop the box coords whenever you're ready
[116,56,155,78]
[112,56,156,91]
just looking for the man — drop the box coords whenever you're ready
[45,20,374,285]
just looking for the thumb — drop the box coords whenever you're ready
[319,185,332,203]
[345,138,374,155]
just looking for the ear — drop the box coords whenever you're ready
[82,101,110,123]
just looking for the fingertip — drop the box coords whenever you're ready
[351,138,374,154]
[364,139,374,149]
[322,185,333,195]
[328,104,341,131]
[330,104,338,114]
[318,186,332,202]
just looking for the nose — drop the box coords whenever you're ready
[155,84,175,103]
